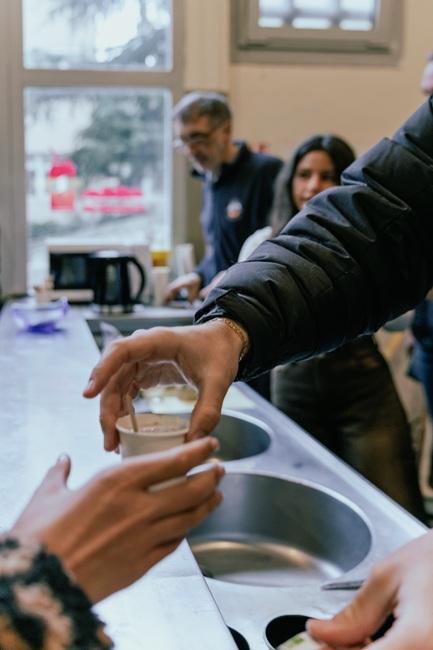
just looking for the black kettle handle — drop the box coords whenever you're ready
[127,256,146,302]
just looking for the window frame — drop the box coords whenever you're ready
[231,0,403,66]
[0,0,186,298]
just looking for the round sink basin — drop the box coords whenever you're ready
[188,471,372,587]
[174,410,272,462]
[209,411,272,462]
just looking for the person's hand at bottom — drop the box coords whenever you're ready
[307,529,433,649]
[10,437,224,603]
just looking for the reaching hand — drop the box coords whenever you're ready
[83,322,243,451]
[164,272,202,303]
[307,529,433,649]
[11,438,225,604]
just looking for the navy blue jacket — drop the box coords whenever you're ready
[412,300,433,350]
[193,142,283,287]
[195,98,433,381]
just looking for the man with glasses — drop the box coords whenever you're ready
[166,90,283,306]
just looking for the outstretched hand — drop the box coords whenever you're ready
[83,322,243,451]
[11,438,225,604]
[164,272,202,303]
[307,529,433,649]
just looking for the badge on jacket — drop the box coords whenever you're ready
[226,198,243,220]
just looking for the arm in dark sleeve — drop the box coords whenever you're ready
[194,98,433,380]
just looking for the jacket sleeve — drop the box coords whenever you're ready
[194,97,433,380]
[0,536,113,649]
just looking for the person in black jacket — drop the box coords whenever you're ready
[86,96,433,650]
[265,134,424,519]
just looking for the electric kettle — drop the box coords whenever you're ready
[89,250,146,312]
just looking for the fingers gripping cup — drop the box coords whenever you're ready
[116,413,190,490]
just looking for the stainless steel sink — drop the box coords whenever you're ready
[174,410,272,462]
[188,471,372,587]
[209,411,272,462]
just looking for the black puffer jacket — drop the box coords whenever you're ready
[195,98,433,381]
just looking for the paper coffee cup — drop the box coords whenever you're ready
[116,413,189,490]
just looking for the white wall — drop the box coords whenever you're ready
[184,0,433,159]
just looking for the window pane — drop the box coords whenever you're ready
[293,0,334,11]
[23,0,172,70]
[234,0,401,63]
[341,0,375,11]
[258,0,376,30]
[25,87,172,287]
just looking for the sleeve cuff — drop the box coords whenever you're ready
[0,536,113,649]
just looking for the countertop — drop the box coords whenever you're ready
[0,303,237,649]
[0,301,428,649]
[81,301,198,337]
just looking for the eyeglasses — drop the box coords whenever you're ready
[173,121,227,149]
